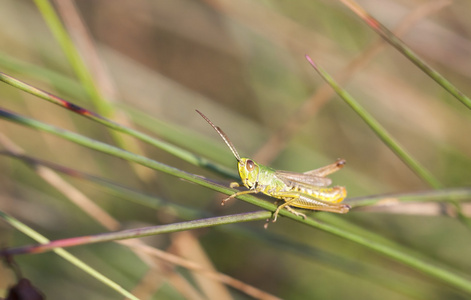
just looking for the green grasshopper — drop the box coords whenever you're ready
[197,110,350,222]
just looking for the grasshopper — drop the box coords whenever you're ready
[196,110,350,222]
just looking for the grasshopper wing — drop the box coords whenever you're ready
[274,159,345,187]
[275,170,332,187]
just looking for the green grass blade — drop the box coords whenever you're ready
[32,0,112,115]
[313,214,471,294]
[306,55,442,189]
[0,211,140,300]
[0,107,263,208]
[0,72,236,179]
[340,0,471,110]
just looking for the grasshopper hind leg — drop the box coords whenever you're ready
[264,200,306,229]
[284,206,307,220]
[272,198,306,222]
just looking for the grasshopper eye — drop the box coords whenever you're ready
[246,159,255,171]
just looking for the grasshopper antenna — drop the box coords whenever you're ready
[196,110,241,162]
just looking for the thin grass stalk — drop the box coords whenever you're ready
[32,0,112,115]
[340,0,471,110]
[306,56,442,189]
[0,211,140,300]
[0,72,236,179]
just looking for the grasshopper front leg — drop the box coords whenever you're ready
[221,183,259,205]
[229,182,240,188]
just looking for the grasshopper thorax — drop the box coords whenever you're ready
[238,158,260,189]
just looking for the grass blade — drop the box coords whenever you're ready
[32,0,112,115]
[340,0,471,110]
[0,72,236,179]
[0,211,140,300]
[306,55,442,189]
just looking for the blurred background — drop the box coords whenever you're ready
[0,0,471,299]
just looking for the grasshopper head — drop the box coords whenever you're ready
[238,158,260,189]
